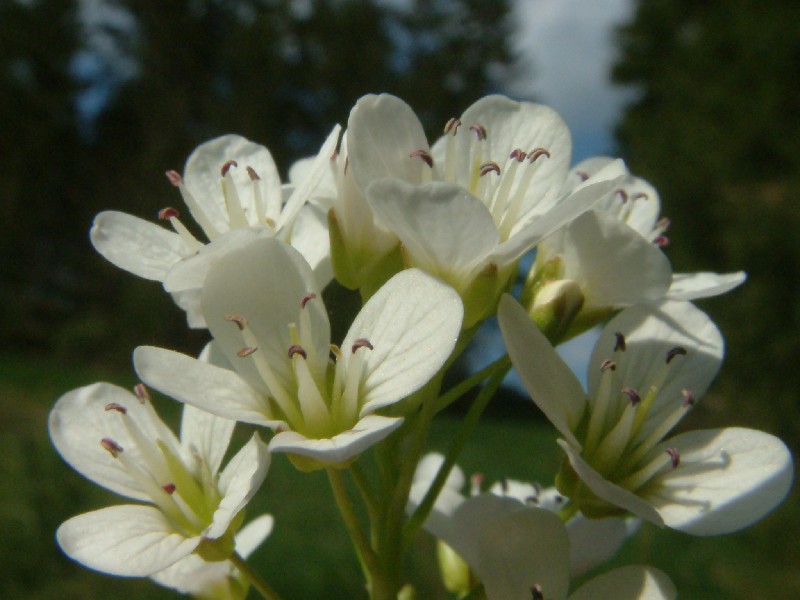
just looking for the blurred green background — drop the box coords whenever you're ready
[1,0,798,598]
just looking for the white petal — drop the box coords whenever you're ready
[184,135,282,231]
[268,414,404,464]
[491,160,627,265]
[589,301,723,436]
[568,565,676,600]
[207,433,270,539]
[291,201,333,288]
[163,227,271,293]
[554,210,672,309]
[179,404,235,479]
[413,452,466,493]
[49,382,180,501]
[498,295,585,447]
[367,179,499,283]
[667,271,746,301]
[558,440,664,526]
[566,514,638,576]
[455,97,571,209]
[348,268,463,415]
[646,428,793,535]
[471,501,571,600]
[201,237,329,394]
[170,289,206,329]
[133,346,275,427]
[234,514,274,558]
[150,514,273,594]
[278,124,341,229]
[57,504,201,577]
[90,211,189,281]
[347,94,430,190]
[432,493,526,572]
[150,552,230,595]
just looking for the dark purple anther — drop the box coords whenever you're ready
[288,345,307,359]
[622,387,641,406]
[666,346,688,364]
[300,293,317,308]
[666,447,680,468]
[614,332,626,352]
[158,207,180,220]
[221,159,238,177]
[351,338,374,354]
[104,403,127,414]
[409,149,434,168]
[469,123,487,140]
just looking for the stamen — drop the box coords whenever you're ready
[479,161,501,176]
[653,235,670,247]
[157,207,203,250]
[528,148,551,162]
[655,217,671,232]
[444,117,461,135]
[237,346,258,357]
[682,389,696,407]
[666,447,680,468]
[221,159,238,177]
[666,346,687,364]
[300,293,317,308]
[224,314,248,331]
[469,123,487,140]
[134,383,150,403]
[600,359,617,372]
[510,148,527,162]
[162,483,177,495]
[614,332,627,352]
[246,166,260,181]
[330,344,344,360]
[351,338,374,353]
[409,149,434,168]
[575,170,589,181]
[165,170,182,187]
[158,207,181,220]
[615,189,629,203]
[622,387,641,405]
[631,192,649,202]
[101,438,124,458]
[105,403,127,414]
[530,584,544,600]
[288,345,307,359]
[499,477,509,493]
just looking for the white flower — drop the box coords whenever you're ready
[150,514,273,599]
[499,295,794,534]
[50,382,269,577]
[566,157,746,301]
[134,237,463,471]
[410,454,638,580]
[325,130,402,293]
[522,208,674,340]
[339,94,625,327]
[91,129,340,327]
[409,464,675,600]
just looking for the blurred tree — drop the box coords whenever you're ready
[0,0,87,351]
[612,0,800,446]
[1,0,512,361]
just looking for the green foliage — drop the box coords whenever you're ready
[612,0,800,447]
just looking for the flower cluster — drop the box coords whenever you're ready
[51,93,793,600]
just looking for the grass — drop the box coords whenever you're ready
[2,353,797,599]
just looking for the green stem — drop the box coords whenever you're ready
[327,468,381,585]
[431,354,510,414]
[403,362,511,548]
[350,460,381,528]
[228,552,285,600]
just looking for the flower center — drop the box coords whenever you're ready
[226,294,376,439]
[100,387,218,536]
[580,335,694,493]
